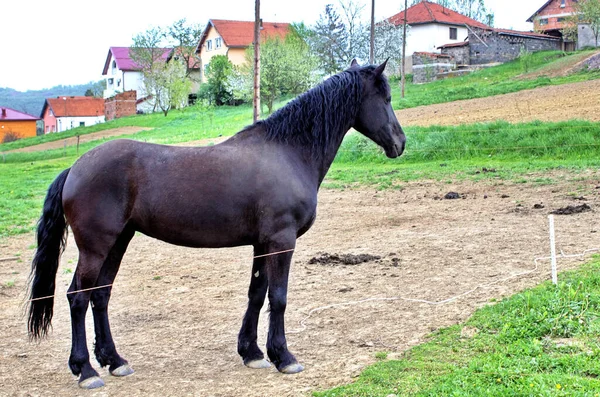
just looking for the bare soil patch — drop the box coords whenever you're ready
[2,171,600,396]
[396,79,600,126]
[6,126,153,153]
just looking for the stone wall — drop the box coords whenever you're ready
[469,28,561,65]
[440,44,470,66]
[412,52,456,84]
[104,91,137,121]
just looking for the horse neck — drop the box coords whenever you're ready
[312,122,353,186]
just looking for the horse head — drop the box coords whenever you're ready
[351,59,406,159]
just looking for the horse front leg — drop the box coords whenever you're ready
[264,238,304,374]
[238,245,270,369]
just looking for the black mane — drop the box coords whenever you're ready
[254,67,367,156]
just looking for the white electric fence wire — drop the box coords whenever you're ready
[288,247,600,334]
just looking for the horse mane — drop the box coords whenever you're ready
[246,66,378,157]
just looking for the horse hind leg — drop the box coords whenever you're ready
[67,250,109,389]
[238,245,271,369]
[91,226,135,378]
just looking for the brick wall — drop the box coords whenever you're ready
[469,29,561,65]
[104,91,137,121]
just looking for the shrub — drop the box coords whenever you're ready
[2,131,21,143]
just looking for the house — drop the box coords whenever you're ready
[527,0,597,50]
[0,107,39,142]
[386,0,490,72]
[101,47,201,113]
[101,46,170,104]
[196,19,291,82]
[40,96,105,133]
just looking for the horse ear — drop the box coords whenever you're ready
[350,59,359,68]
[374,58,389,77]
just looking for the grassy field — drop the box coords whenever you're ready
[314,257,600,396]
[392,50,600,110]
[2,49,598,158]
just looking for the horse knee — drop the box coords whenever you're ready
[268,290,287,313]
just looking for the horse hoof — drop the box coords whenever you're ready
[280,363,304,374]
[245,359,271,369]
[79,376,105,389]
[110,364,135,377]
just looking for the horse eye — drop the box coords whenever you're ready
[386,96,391,103]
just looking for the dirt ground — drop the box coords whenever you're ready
[1,80,600,396]
[1,173,599,397]
[396,78,600,127]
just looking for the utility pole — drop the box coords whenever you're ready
[253,0,261,122]
[370,0,375,64]
[401,0,408,98]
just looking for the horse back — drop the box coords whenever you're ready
[62,139,318,248]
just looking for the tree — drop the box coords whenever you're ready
[165,18,203,79]
[243,30,318,114]
[84,80,106,97]
[201,55,234,105]
[338,0,368,63]
[131,27,192,116]
[312,4,348,75]
[373,20,406,76]
[153,58,191,116]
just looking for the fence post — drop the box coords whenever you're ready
[548,215,558,285]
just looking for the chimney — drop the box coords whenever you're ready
[1,108,6,118]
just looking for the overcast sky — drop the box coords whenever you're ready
[3,0,542,92]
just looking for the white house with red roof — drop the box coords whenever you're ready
[40,96,105,133]
[196,19,291,82]
[387,0,490,70]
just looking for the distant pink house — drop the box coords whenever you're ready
[41,96,105,133]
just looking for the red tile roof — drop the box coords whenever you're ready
[102,46,171,75]
[387,1,489,29]
[0,107,39,121]
[45,97,105,118]
[197,19,291,52]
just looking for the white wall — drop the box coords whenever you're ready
[405,23,469,56]
[56,116,105,132]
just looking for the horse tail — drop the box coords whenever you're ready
[28,168,71,340]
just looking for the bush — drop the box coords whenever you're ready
[2,131,21,143]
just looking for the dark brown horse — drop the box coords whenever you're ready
[28,60,405,389]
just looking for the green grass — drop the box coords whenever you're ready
[315,257,600,397]
[391,50,600,110]
[1,119,599,238]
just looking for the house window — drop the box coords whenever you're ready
[80,122,85,127]
[539,18,548,25]
[215,37,222,48]
[449,27,458,40]
[206,39,213,51]
[557,17,565,22]
[560,0,566,7]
